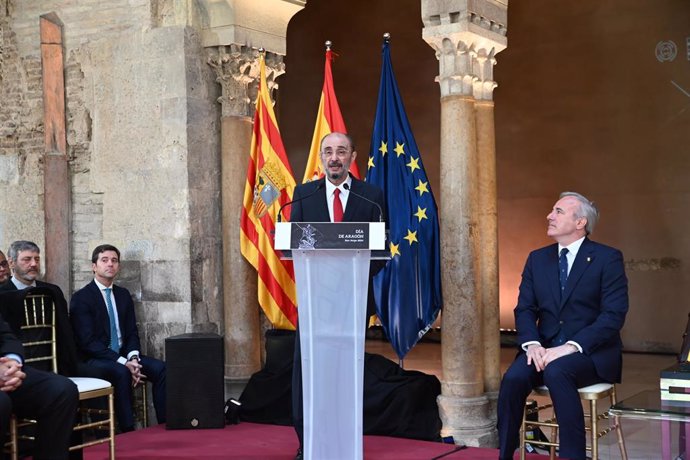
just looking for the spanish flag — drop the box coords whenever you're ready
[302,46,361,183]
[240,53,298,330]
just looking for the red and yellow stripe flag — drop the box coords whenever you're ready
[302,48,361,183]
[240,54,298,330]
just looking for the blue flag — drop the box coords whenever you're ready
[366,39,443,360]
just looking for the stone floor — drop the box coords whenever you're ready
[366,339,681,460]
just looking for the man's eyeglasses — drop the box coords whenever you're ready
[321,148,351,159]
[0,261,8,268]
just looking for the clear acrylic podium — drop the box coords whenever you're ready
[275,222,386,460]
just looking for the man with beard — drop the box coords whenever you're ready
[0,240,79,459]
[70,244,166,432]
[289,132,386,460]
[0,241,45,292]
[0,240,96,378]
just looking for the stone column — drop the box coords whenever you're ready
[422,0,507,447]
[208,46,286,397]
[475,47,501,419]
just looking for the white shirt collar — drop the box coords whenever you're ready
[559,236,585,258]
[11,276,35,290]
[324,175,352,197]
[94,278,113,291]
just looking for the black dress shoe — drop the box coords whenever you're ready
[294,447,303,460]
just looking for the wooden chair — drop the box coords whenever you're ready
[133,381,149,428]
[5,292,115,460]
[519,383,628,460]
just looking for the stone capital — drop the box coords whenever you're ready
[198,0,304,55]
[207,45,285,118]
[422,0,507,99]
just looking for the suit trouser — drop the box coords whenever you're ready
[86,356,166,430]
[496,352,601,460]
[0,366,79,460]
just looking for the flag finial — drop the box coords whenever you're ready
[383,33,391,43]
[325,40,332,50]
[258,47,265,54]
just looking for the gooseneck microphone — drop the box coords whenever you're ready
[343,183,384,222]
[277,181,325,222]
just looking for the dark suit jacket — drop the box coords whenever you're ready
[0,311,24,358]
[289,176,385,224]
[289,176,387,317]
[0,280,79,375]
[514,238,629,383]
[69,280,141,362]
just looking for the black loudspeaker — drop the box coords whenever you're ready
[166,333,225,429]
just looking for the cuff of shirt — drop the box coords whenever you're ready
[566,341,583,353]
[117,356,127,365]
[521,340,541,352]
[4,354,22,365]
[127,351,140,361]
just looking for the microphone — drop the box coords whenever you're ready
[343,183,384,222]
[277,181,325,222]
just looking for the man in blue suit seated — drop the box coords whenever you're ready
[497,191,629,460]
[70,244,166,432]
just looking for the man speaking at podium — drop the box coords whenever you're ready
[289,132,385,460]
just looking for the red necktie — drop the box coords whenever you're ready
[333,188,343,222]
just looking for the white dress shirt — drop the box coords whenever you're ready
[324,176,352,222]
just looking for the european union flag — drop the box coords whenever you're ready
[366,38,443,360]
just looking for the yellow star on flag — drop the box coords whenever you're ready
[406,156,420,173]
[415,179,429,196]
[394,142,405,157]
[403,229,418,245]
[414,206,428,222]
[368,156,375,169]
[379,141,388,156]
[389,242,400,258]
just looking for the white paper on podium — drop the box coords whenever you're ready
[292,249,370,460]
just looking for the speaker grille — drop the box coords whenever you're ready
[166,333,225,429]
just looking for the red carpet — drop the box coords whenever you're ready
[83,423,548,459]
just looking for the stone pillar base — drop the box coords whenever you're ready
[438,394,497,447]
[485,390,499,424]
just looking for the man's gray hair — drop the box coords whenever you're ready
[560,191,599,235]
[7,240,40,260]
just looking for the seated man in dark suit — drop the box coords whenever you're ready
[0,315,79,460]
[70,244,166,432]
[0,240,98,378]
[497,192,629,460]
[290,132,386,460]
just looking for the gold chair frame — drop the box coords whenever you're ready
[133,380,149,428]
[519,383,628,460]
[4,293,115,460]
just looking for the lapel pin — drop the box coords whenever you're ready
[586,257,591,262]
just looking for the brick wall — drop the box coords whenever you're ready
[0,6,45,251]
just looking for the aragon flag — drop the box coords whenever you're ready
[302,45,361,183]
[365,37,443,360]
[240,53,298,330]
